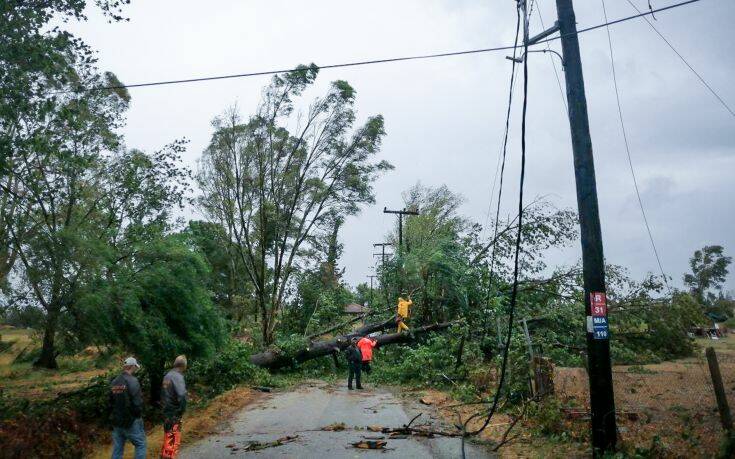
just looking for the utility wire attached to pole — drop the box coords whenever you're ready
[19,0,703,98]
[600,0,672,294]
[625,0,735,119]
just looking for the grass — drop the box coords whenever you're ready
[0,326,114,400]
[88,386,262,458]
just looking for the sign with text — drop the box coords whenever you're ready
[592,316,609,340]
[590,292,607,317]
[590,292,608,340]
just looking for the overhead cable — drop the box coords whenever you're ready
[600,0,672,293]
[33,0,701,96]
[625,0,735,118]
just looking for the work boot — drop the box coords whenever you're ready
[348,386,354,390]
[356,385,363,390]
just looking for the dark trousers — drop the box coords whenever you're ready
[361,361,371,374]
[348,362,362,388]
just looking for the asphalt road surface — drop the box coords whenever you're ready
[180,381,493,458]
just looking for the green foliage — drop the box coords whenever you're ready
[684,245,732,305]
[196,69,391,344]
[106,235,226,397]
[189,340,273,397]
[371,327,481,387]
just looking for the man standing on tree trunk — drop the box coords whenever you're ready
[160,355,188,459]
[396,294,412,333]
[110,357,146,459]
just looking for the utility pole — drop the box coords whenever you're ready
[383,207,419,253]
[367,275,377,307]
[519,0,616,453]
[548,0,616,453]
[373,242,393,305]
[373,242,393,266]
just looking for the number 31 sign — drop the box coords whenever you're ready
[590,292,607,317]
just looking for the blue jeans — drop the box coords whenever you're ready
[111,418,147,459]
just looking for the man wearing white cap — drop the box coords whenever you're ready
[109,357,146,459]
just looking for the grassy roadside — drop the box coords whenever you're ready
[0,326,114,400]
[87,386,262,458]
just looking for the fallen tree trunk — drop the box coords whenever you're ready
[250,319,456,370]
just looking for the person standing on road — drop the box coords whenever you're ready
[160,355,188,459]
[357,335,378,377]
[109,357,146,459]
[345,337,363,390]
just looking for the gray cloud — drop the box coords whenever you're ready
[68,0,735,291]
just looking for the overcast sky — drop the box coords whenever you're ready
[69,0,735,292]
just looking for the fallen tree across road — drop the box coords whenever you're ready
[249,319,457,370]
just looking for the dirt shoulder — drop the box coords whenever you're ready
[88,386,263,458]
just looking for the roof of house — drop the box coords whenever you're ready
[344,303,369,314]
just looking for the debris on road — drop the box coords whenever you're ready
[234,435,299,452]
[321,422,347,431]
[351,440,387,449]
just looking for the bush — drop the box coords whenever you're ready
[372,327,481,386]
[189,340,272,397]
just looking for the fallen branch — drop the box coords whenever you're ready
[250,320,457,369]
[305,313,367,340]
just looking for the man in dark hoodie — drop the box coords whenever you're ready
[345,337,363,390]
[160,355,188,459]
[110,357,146,459]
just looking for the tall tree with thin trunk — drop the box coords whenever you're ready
[197,65,392,344]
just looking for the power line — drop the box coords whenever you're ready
[482,13,521,247]
[34,0,701,96]
[535,3,568,114]
[625,0,735,119]
[600,0,672,293]
[465,0,531,439]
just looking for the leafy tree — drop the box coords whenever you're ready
[183,221,254,324]
[104,235,226,403]
[0,0,129,287]
[7,141,189,368]
[197,66,392,344]
[683,245,732,305]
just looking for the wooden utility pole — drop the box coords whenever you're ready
[373,242,393,266]
[367,275,377,307]
[555,0,616,453]
[373,242,393,305]
[383,207,419,253]
[523,0,616,453]
[706,347,734,432]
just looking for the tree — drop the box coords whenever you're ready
[183,221,254,324]
[1,0,129,287]
[197,66,392,344]
[106,235,226,403]
[683,245,732,305]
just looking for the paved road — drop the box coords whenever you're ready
[181,381,493,458]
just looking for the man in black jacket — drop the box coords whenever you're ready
[110,357,146,459]
[345,337,363,390]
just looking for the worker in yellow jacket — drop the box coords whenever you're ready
[396,295,412,333]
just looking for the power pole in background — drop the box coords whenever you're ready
[373,242,393,305]
[367,275,377,307]
[383,207,419,253]
[553,0,617,453]
[373,242,393,266]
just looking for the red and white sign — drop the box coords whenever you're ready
[590,292,607,317]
